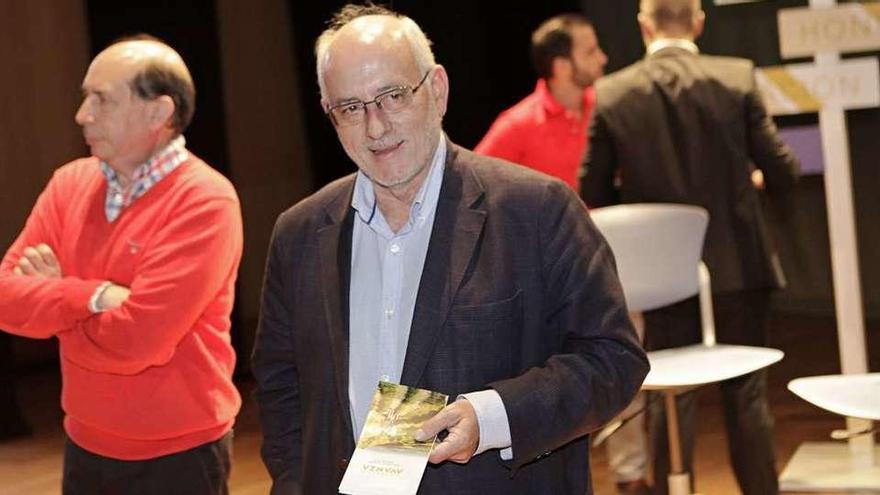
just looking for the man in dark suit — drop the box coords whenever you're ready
[581,1,800,494]
[252,4,648,494]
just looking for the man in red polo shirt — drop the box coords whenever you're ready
[475,14,606,193]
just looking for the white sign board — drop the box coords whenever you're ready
[756,57,880,115]
[777,2,879,490]
[779,3,880,58]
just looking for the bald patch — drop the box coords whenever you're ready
[88,39,195,132]
[346,15,408,45]
[323,16,410,71]
[316,13,436,98]
[96,40,189,82]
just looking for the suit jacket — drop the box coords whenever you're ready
[582,47,800,293]
[252,140,648,494]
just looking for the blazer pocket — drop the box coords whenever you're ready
[442,290,523,381]
[447,289,523,323]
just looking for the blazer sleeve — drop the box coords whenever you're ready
[252,215,304,495]
[745,70,800,194]
[490,181,649,468]
[580,102,620,207]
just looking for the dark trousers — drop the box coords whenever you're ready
[63,432,232,495]
[0,333,31,440]
[644,290,778,495]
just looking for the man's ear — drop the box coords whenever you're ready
[637,13,654,45]
[149,95,175,130]
[428,65,450,117]
[692,10,706,39]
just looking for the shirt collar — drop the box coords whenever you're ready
[99,135,188,222]
[647,38,700,56]
[352,133,447,228]
[100,135,188,187]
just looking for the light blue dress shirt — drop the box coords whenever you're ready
[348,134,512,459]
[348,135,447,439]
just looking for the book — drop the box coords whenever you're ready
[338,381,448,495]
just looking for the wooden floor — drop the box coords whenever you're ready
[0,314,876,494]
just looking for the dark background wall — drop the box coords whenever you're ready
[1,0,877,371]
[0,0,89,367]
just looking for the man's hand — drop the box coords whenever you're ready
[14,244,62,278]
[98,284,131,312]
[751,169,765,190]
[415,399,480,464]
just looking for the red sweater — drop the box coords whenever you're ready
[0,155,243,460]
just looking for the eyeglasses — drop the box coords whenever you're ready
[326,70,432,127]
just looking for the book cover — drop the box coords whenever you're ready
[338,381,448,495]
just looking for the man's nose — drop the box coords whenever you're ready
[364,103,389,139]
[75,99,92,125]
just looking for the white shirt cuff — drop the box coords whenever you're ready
[88,281,113,313]
[459,389,513,460]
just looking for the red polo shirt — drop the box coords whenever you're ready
[476,79,595,191]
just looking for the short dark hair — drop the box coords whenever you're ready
[113,34,196,134]
[641,0,700,34]
[530,14,593,80]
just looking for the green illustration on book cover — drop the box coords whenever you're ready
[357,381,448,453]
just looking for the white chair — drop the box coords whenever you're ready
[788,373,880,423]
[780,373,879,490]
[591,203,785,495]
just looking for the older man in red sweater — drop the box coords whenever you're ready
[0,36,242,494]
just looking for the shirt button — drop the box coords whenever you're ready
[385,309,394,319]
[390,243,401,254]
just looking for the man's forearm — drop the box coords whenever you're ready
[0,273,102,338]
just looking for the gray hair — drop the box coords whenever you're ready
[315,4,436,98]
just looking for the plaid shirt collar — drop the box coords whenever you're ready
[100,135,188,222]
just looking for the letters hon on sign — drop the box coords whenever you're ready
[778,3,880,58]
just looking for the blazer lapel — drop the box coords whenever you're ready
[317,180,356,441]
[401,143,486,386]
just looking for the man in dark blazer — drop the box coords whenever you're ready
[581,1,800,494]
[252,4,648,495]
